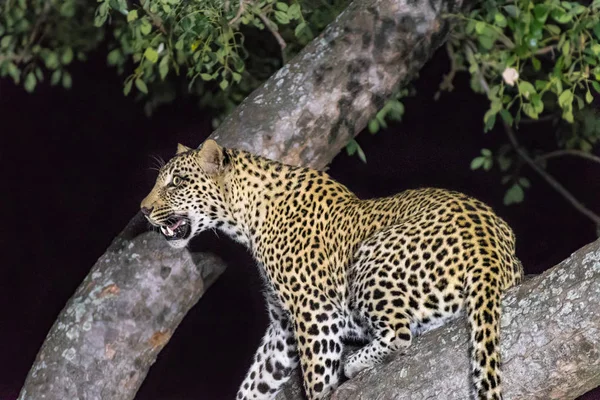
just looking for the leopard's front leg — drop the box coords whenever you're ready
[292,294,346,400]
[237,295,298,400]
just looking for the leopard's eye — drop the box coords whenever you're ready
[172,176,183,186]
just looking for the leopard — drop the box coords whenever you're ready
[140,139,523,400]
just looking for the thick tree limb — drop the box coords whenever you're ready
[212,0,467,169]
[20,0,473,397]
[275,239,600,400]
[18,219,226,400]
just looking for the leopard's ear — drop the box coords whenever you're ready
[176,143,192,155]
[197,139,225,175]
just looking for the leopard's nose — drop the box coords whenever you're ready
[141,206,153,216]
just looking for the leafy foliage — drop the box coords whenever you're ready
[0,0,103,92]
[443,0,600,206]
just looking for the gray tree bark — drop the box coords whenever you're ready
[275,239,600,400]
[18,219,227,400]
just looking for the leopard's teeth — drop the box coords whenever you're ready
[160,225,175,236]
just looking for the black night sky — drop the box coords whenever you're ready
[0,46,599,399]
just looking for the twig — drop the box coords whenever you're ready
[477,73,600,227]
[258,13,287,51]
[504,123,600,226]
[535,149,600,166]
[229,0,246,26]
[145,9,168,34]
[534,45,556,56]
[435,42,462,99]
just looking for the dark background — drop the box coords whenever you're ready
[1,46,599,399]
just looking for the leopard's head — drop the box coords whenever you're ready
[140,139,230,248]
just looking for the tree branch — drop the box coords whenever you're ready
[503,122,600,227]
[535,149,600,166]
[258,12,287,52]
[275,239,600,400]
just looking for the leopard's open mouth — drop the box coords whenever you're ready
[158,216,191,241]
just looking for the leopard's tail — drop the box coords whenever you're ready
[464,261,510,400]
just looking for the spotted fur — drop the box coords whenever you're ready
[140,140,523,400]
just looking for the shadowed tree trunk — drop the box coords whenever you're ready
[19,0,599,398]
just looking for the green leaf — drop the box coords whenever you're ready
[494,13,507,27]
[591,81,600,94]
[497,156,512,171]
[563,109,574,123]
[144,47,159,63]
[159,56,169,80]
[531,94,543,113]
[483,158,493,171]
[60,2,75,17]
[533,4,549,22]
[592,44,600,56]
[51,69,61,86]
[475,21,486,34]
[62,71,72,89]
[519,177,531,188]
[562,40,570,57]
[550,9,572,24]
[503,183,524,205]
[500,109,514,125]
[219,79,229,90]
[24,72,36,93]
[531,57,541,71]
[478,35,494,50]
[288,3,301,18]
[534,80,547,91]
[275,2,288,11]
[61,47,73,65]
[594,23,600,40]
[1,35,12,49]
[124,79,133,95]
[481,148,492,157]
[558,89,573,108]
[140,19,152,35]
[586,90,594,104]
[127,10,138,22]
[232,72,242,83]
[522,103,539,119]
[504,5,518,18]
[44,52,60,70]
[200,73,212,81]
[470,156,485,170]
[107,49,121,65]
[274,11,289,24]
[135,78,148,94]
[545,24,561,35]
[294,22,306,37]
[7,62,20,84]
[484,112,496,132]
[518,81,536,99]
[368,119,379,134]
[356,143,367,163]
